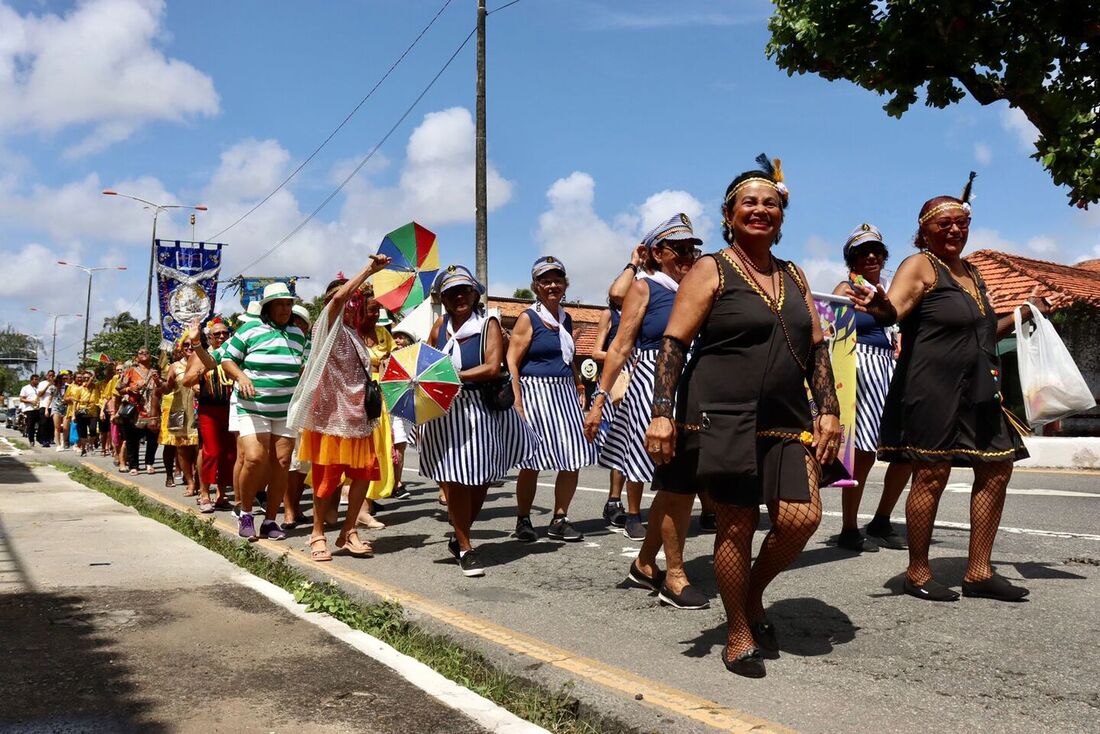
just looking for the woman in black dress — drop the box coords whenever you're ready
[646,157,842,678]
[855,177,1045,603]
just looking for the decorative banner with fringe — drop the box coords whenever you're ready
[155,240,224,350]
[810,292,858,487]
[229,276,303,310]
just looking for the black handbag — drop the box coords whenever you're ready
[115,400,137,424]
[477,316,515,411]
[355,336,384,420]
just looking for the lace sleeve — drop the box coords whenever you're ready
[809,341,840,416]
[652,336,687,419]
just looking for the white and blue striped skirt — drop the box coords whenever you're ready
[518,375,598,472]
[855,343,895,453]
[598,349,658,483]
[418,387,535,486]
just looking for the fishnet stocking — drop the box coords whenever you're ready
[747,454,823,620]
[965,461,1012,582]
[712,503,758,657]
[905,462,952,585]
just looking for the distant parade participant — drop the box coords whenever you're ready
[183,317,235,513]
[647,157,841,677]
[50,371,69,450]
[419,265,535,577]
[160,337,200,496]
[219,283,307,540]
[830,224,911,552]
[120,349,161,474]
[19,374,41,445]
[506,256,597,543]
[585,214,711,611]
[94,362,119,457]
[36,370,56,448]
[288,255,390,561]
[390,326,418,500]
[855,176,1045,603]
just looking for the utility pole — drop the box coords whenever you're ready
[475,0,488,287]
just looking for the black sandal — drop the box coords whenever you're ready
[903,577,960,602]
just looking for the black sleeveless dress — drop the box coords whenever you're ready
[877,251,1028,466]
[653,250,815,507]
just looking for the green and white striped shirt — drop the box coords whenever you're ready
[220,320,308,419]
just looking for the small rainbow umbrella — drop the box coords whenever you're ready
[379,342,462,425]
[372,222,440,317]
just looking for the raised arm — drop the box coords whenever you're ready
[325,254,391,324]
[583,280,650,440]
[607,246,645,308]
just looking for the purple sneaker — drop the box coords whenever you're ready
[259,520,286,541]
[237,512,256,539]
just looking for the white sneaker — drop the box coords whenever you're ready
[55,446,63,452]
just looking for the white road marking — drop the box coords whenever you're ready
[819,511,1100,541]
[235,573,549,734]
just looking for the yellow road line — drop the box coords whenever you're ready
[78,461,793,734]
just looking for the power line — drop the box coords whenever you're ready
[229,25,478,279]
[488,0,523,14]
[203,0,457,243]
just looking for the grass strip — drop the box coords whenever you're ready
[58,463,636,734]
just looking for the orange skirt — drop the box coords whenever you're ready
[298,429,378,469]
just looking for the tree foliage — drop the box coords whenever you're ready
[0,327,38,375]
[767,0,1100,205]
[87,318,159,363]
[512,288,534,300]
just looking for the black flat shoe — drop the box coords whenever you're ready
[722,647,766,678]
[657,583,710,610]
[962,574,1029,602]
[750,619,779,653]
[903,577,960,602]
[626,561,666,592]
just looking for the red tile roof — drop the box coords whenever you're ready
[487,296,606,359]
[1075,258,1100,273]
[965,249,1100,315]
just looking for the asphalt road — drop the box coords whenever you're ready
[14,433,1099,734]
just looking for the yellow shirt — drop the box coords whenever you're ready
[66,385,97,415]
[368,326,396,373]
[94,375,120,409]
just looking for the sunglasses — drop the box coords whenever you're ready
[931,217,971,231]
[659,244,701,260]
[210,331,229,338]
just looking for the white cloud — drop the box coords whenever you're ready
[974,142,993,166]
[1026,236,1058,257]
[338,107,514,247]
[206,139,291,201]
[1001,107,1040,150]
[800,258,848,292]
[586,0,770,29]
[0,0,219,153]
[534,171,709,301]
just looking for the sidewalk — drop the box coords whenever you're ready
[0,452,538,734]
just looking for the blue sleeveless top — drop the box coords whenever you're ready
[435,315,484,386]
[848,279,892,349]
[636,279,676,350]
[605,308,621,350]
[521,308,574,378]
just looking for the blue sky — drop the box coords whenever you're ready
[2,0,1097,370]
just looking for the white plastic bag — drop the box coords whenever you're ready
[1014,306,1096,426]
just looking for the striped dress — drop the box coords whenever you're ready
[518,309,597,472]
[220,319,307,419]
[419,315,535,485]
[850,292,896,453]
[598,279,675,482]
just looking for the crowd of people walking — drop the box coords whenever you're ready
[14,156,1049,678]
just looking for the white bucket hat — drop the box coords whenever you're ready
[259,282,296,306]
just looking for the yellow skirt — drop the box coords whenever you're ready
[367,406,395,500]
[298,429,376,468]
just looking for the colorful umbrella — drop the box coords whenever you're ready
[372,222,440,316]
[379,342,461,425]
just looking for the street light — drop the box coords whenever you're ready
[56,261,127,363]
[27,309,83,373]
[101,190,207,350]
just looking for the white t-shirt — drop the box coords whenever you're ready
[37,380,54,410]
[19,384,38,412]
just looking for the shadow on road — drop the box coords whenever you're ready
[0,455,41,485]
[677,597,858,660]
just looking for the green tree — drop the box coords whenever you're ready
[87,320,159,363]
[512,288,534,300]
[102,311,139,332]
[767,0,1100,205]
[0,327,38,376]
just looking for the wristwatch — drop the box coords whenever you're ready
[591,386,610,400]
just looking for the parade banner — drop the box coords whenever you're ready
[235,276,301,310]
[810,293,858,487]
[155,240,224,350]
